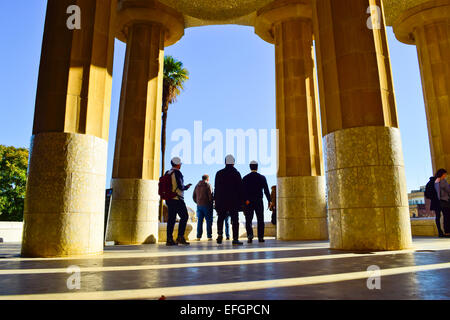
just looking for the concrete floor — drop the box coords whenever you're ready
[1,237,450,300]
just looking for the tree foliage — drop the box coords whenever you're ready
[161,55,189,176]
[159,56,189,222]
[0,145,29,221]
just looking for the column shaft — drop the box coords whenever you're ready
[107,23,164,245]
[314,0,412,250]
[274,18,328,240]
[22,0,115,257]
[415,18,450,173]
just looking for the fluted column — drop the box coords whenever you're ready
[22,0,116,257]
[107,1,184,245]
[393,0,450,174]
[255,0,328,240]
[313,0,412,251]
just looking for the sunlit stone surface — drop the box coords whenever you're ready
[21,0,428,257]
[325,127,412,251]
[3,238,450,300]
[132,0,418,28]
[22,133,108,257]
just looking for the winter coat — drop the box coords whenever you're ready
[214,165,244,212]
[193,180,213,207]
[242,171,271,203]
[425,177,441,212]
[440,179,450,202]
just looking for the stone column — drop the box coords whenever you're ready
[392,0,450,174]
[106,1,184,245]
[313,0,412,251]
[255,0,328,240]
[22,0,116,257]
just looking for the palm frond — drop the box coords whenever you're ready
[163,55,189,109]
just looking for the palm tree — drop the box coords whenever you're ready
[160,56,189,221]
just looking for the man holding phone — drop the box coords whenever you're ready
[165,157,192,246]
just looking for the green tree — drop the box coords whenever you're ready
[0,145,29,221]
[160,56,189,221]
[161,55,189,176]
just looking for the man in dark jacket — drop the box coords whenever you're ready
[243,161,271,243]
[425,168,448,237]
[165,157,192,246]
[214,155,244,245]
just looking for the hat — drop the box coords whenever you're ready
[225,154,235,165]
[250,160,258,165]
[171,157,182,166]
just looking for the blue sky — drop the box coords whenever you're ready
[0,1,432,215]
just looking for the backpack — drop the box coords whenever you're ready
[158,171,178,200]
[425,179,435,200]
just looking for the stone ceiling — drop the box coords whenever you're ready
[149,0,430,28]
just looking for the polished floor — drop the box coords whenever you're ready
[1,237,450,300]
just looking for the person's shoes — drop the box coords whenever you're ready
[439,233,445,238]
[166,239,178,246]
[196,238,201,241]
[226,237,230,241]
[217,236,223,244]
[208,238,213,241]
[232,240,244,246]
[177,237,190,245]
[258,239,265,243]
[248,238,253,244]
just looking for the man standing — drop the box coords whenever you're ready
[269,185,277,226]
[214,155,244,245]
[243,161,271,243]
[165,157,192,246]
[425,168,449,238]
[193,174,213,241]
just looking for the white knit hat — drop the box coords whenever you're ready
[171,157,182,166]
[225,154,235,165]
[250,160,258,165]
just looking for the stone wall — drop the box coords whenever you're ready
[0,222,23,243]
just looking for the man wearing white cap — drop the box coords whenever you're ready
[243,160,271,243]
[214,155,244,245]
[165,157,192,246]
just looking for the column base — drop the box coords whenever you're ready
[106,179,159,245]
[277,176,328,240]
[21,132,107,258]
[324,126,413,251]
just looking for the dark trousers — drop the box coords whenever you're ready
[224,215,230,238]
[166,199,189,241]
[435,207,444,235]
[196,205,213,239]
[245,199,265,240]
[271,209,277,225]
[217,210,239,240]
[441,201,450,233]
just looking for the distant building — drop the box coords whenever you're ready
[408,186,434,218]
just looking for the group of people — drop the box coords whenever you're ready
[425,168,450,237]
[164,155,276,246]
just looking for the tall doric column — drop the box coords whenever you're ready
[255,0,328,240]
[106,1,184,245]
[22,0,116,257]
[392,0,450,175]
[313,0,412,250]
